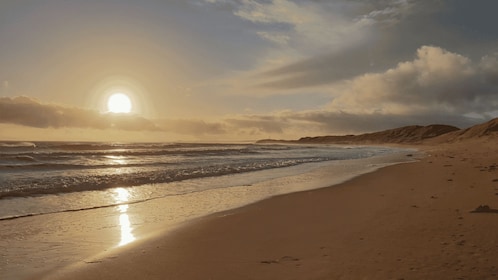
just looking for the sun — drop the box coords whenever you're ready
[107,93,132,113]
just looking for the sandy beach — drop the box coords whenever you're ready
[44,136,498,280]
[2,2,497,279]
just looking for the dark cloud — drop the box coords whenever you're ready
[286,111,478,134]
[158,119,227,135]
[223,109,481,138]
[327,46,498,116]
[225,117,287,134]
[236,46,498,137]
[2,45,497,139]
[0,96,227,136]
[245,46,498,136]
[249,0,419,89]
[256,44,397,89]
[0,91,492,141]
[255,1,498,90]
[436,0,498,41]
[0,96,157,131]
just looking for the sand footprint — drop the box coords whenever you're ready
[260,255,300,265]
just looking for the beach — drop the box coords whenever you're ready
[0,145,413,279]
[2,2,497,279]
[45,137,498,280]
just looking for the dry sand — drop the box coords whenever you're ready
[48,138,498,280]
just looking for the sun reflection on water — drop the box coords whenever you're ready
[105,155,127,165]
[115,187,130,202]
[113,188,135,246]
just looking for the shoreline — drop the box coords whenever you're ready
[0,147,413,280]
[47,139,498,279]
[0,145,405,221]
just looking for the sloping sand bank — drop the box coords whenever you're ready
[50,138,498,280]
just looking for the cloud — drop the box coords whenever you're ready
[328,46,498,117]
[232,0,370,53]
[225,116,288,134]
[480,53,498,85]
[0,96,294,139]
[256,31,290,46]
[158,119,227,135]
[218,46,498,137]
[356,0,414,26]
[255,44,393,89]
[2,45,497,141]
[0,96,157,130]
[206,0,429,91]
[226,0,498,93]
[280,110,478,134]
[0,96,227,136]
[216,109,481,137]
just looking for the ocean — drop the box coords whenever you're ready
[0,141,417,279]
[0,141,403,220]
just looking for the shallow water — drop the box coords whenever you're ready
[0,142,399,219]
[0,143,417,279]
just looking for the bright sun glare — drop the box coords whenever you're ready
[107,93,132,113]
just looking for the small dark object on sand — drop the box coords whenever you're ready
[470,205,498,213]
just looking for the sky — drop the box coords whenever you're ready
[0,0,497,142]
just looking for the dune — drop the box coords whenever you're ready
[258,124,460,144]
[258,118,498,145]
[428,118,498,143]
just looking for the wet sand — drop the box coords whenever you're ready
[1,151,411,280]
[50,138,498,279]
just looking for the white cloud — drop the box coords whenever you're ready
[227,0,419,56]
[232,0,370,54]
[200,0,429,95]
[357,0,414,26]
[256,31,290,46]
[328,46,497,118]
[181,45,497,138]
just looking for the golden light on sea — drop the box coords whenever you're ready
[113,188,136,246]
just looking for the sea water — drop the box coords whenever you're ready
[0,141,404,220]
[0,141,416,279]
